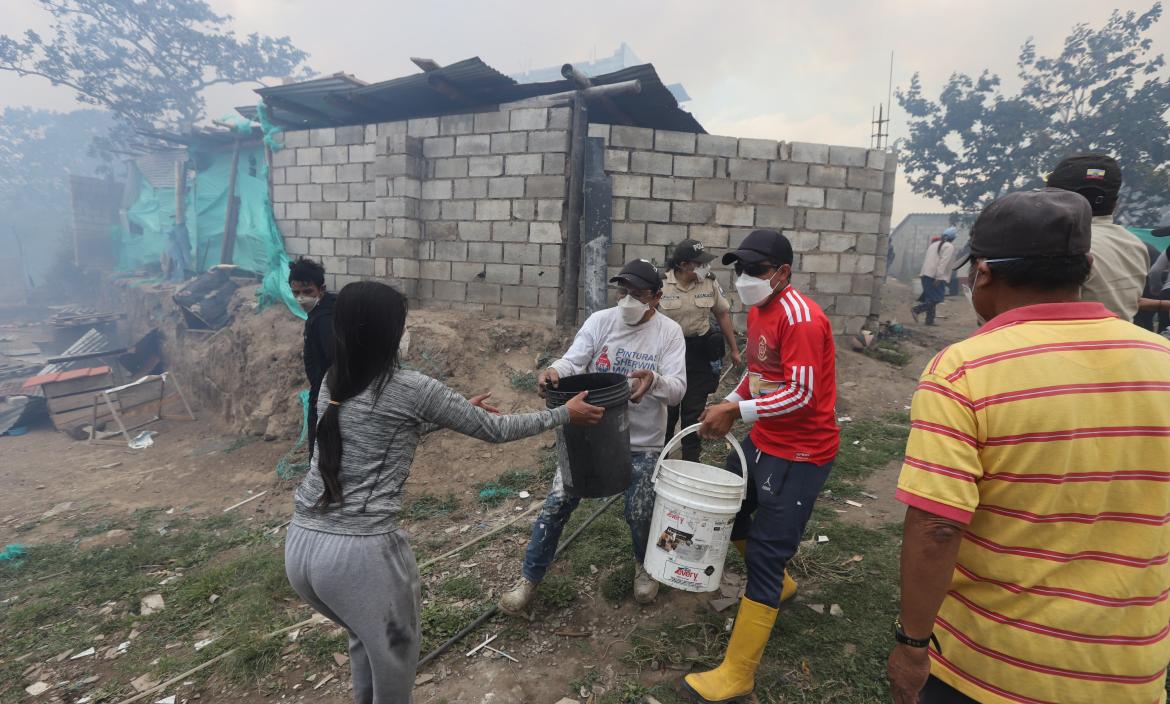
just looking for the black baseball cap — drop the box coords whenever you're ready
[670,239,716,264]
[957,188,1091,268]
[1047,154,1122,213]
[610,259,662,291]
[721,229,794,266]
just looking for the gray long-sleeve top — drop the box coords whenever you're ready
[293,370,569,535]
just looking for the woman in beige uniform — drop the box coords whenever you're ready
[659,239,743,461]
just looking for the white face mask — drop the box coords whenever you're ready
[297,295,319,312]
[618,295,650,325]
[399,329,411,358]
[694,263,712,279]
[962,272,988,326]
[735,272,777,307]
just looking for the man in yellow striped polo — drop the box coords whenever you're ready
[887,188,1170,704]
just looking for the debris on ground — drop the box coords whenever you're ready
[24,682,50,696]
[830,604,845,617]
[140,593,165,615]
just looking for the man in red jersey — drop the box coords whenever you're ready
[686,229,839,703]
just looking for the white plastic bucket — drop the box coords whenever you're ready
[643,424,747,592]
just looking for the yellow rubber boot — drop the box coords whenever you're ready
[731,539,798,604]
[682,597,778,703]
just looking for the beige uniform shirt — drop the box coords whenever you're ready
[1081,216,1149,321]
[919,240,955,281]
[659,270,730,337]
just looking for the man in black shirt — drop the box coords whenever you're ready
[289,257,336,458]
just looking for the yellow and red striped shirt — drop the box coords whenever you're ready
[897,302,1170,704]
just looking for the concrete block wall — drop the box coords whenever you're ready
[589,125,896,335]
[272,102,571,325]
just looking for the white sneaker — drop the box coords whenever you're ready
[498,577,538,616]
[633,563,659,604]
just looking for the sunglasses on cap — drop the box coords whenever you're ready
[734,261,777,277]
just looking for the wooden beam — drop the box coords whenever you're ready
[220,138,242,265]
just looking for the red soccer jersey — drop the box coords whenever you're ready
[728,285,839,465]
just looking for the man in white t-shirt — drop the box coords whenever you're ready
[499,259,687,615]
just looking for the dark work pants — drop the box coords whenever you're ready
[307,383,322,460]
[920,676,980,703]
[913,276,947,325]
[666,367,717,461]
[1134,289,1170,332]
[725,435,833,607]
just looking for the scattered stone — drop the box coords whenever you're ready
[844,499,864,508]
[333,653,348,666]
[589,564,598,575]
[830,604,844,617]
[139,594,165,615]
[208,594,220,604]
[194,638,216,651]
[414,673,435,686]
[131,674,159,692]
[518,491,531,499]
[52,649,73,662]
[24,682,50,696]
[709,597,738,613]
[807,604,826,615]
[155,696,176,704]
[816,535,830,544]
[42,501,74,518]
[79,529,130,551]
[79,675,100,685]
[861,492,879,500]
[70,647,96,660]
[286,629,300,642]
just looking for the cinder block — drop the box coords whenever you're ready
[309,239,334,256]
[350,219,375,237]
[298,184,322,202]
[715,204,755,227]
[613,174,652,199]
[612,198,627,220]
[337,163,366,182]
[467,281,503,304]
[491,132,528,154]
[441,200,475,221]
[866,149,887,170]
[788,230,820,251]
[440,113,475,136]
[816,273,854,294]
[455,178,489,199]
[548,107,571,130]
[322,256,346,274]
[801,253,838,273]
[376,121,408,138]
[543,153,566,175]
[291,213,315,230]
[492,221,529,242]
[348,258,376,277]
[407,117,440,138]
[474,200,511,221]
[844,211,881,233]
[529,222,562,243]
[503,243,541,265]
[738,138,778,160]
[688,225,730,249]
[838,253,874,274]
[536,199,563,221]
[826,189,863,211]
[746,183,787,206]
[309,128,336,147]
[423,137,455,158]
[654,130,697,154]
[628,199,671,222]
[510,108,548,131]
[297,148,322,166]
[768,162,808,185]
[389,177,421,199]
[319,145,347,165]
[421,180,453,200]
[833,295,871,315]
[820,233,857,253]
[671,202,715,224]
[420,260,451,280]
[502,285,540,307]
[489,177,525,199]
[350,181,375,201]
[694,179,735,202]
[456,134,491,156]
[727,159,768,182]
[349,144,375,163]
[511,199,536,220]
[522,265,559,287]
[322,219,348,238]
[285,166,310,185]
[806,209,844,231]
[528,130,569,153]
[647,223,688,245]
[541,244,561,267]
[451,261,484,282]
[323,184,349,202]
[458,221,492,241]
[334,126,364,146]
[505,154,543,176]
[787,186,825,208]
[588,123,611,141]
[652,177,694,201]
[696,134,738,157]
[673,155,715,178]
[272,148,298,168]
[790,142,830,164]
[374,154,424,179]
[631,151,674,175]
[474,110,510,134]
[434,241,468,262]
[468,156,504,177]
[863,190,884,213]
[311,165,337,184]
[284,236,308,254]
[829,145,868,167]
[611,125,654,150]
[271,201,286,219]
[614,222,646,244]
[604,150,630,172]
[282,130,309,148]
[434,280,466,301]
[856,233,878,255]
[847,168,885,190]
[525,176,565,198]
[468,242,503,263]
[755,206,795,229]
[434,157,469,179]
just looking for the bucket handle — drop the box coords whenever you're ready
[651,424,748,501]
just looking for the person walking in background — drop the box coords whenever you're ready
[887,189,1170,704]
[289,257,336,459]
[1047,153,1148,321]
[659,239,743,461]
[498,259,687,616]
[911,228,956,326]
[688,230,839,703]
[285,281,603,704]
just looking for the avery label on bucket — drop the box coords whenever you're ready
[646,495,735,592]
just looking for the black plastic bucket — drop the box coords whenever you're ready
[546,373,632,498]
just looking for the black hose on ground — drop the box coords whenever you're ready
[417,493,622,669]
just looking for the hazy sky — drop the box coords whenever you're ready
[1,0,1162,223]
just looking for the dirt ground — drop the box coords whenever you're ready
[0,280,975,704]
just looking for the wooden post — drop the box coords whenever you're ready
[174,161,186,226]
[220,138,242,265]
[557,94,588,327]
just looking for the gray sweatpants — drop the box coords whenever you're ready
[285,524,421,704]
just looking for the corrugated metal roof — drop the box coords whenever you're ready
[38,329,113,376]
[24,365,111,389]
[133,150,187,189]
[239,57,704,134]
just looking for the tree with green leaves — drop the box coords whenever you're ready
[0,0,312,150]
[898,3,1170,225]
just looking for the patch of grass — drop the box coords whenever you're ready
[864,339,912,367]
[222,632,285,683]
[539,574,577,608]
[825,413,910,495]
[496,468,535,492]
[420,602,483,653]
[537,447,558,484]
[601,563,633,602]
[560,500,630,577]
[299,628,348,668]
[507,369,539,393]
[438,575,483,600]
[405,492,460,520]
[222,435,260,454]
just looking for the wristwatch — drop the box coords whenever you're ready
[894,617,940,651]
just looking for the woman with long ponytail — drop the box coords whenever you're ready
[285,282,602,704]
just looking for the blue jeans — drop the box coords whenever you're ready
[521,450,659,583]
